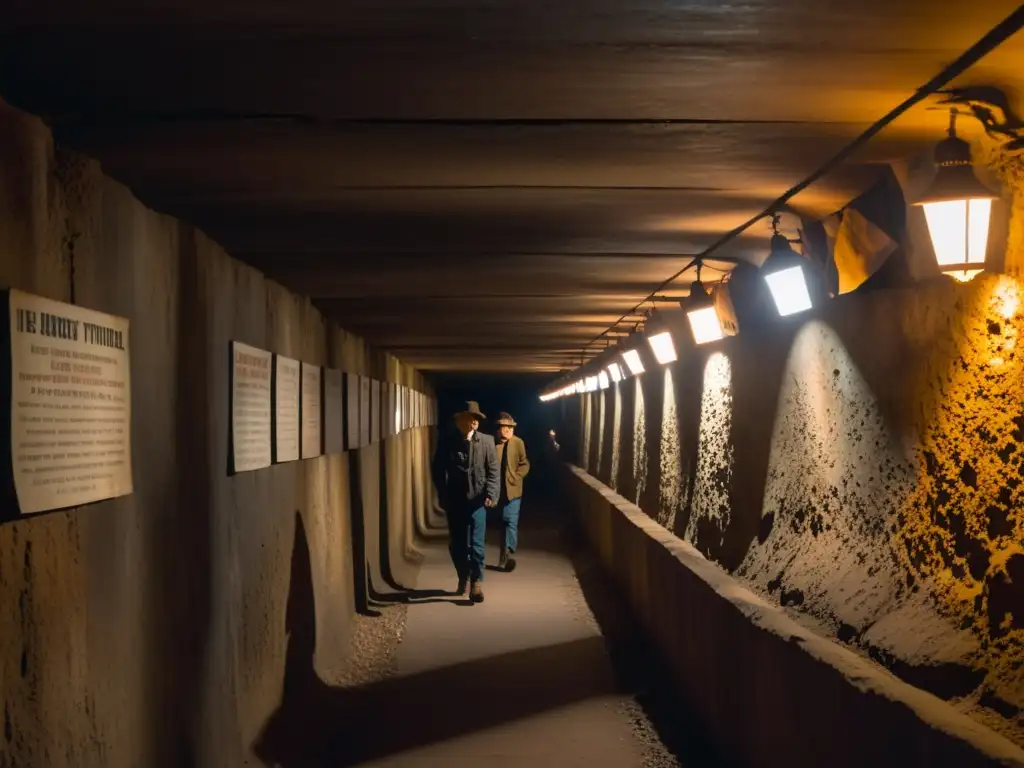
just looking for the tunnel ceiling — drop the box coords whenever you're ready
[1,2,1022,372]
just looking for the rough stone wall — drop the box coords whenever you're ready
[573,274,1024,742]
[0,101,433,768]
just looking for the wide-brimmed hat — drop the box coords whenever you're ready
[456,400,486,420]
[495,412,517,427]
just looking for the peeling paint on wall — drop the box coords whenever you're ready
[687,352,734,551]
[658,369,685,530]
[573,268,1024,744]
[610,384,622,491]
[633,377,647,505]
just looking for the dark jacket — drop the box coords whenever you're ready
[496,435,530,500]
[432,429,500,510]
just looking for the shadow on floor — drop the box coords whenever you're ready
[560,512,733,767]
[252,510,618,766]
[255,634,618,766]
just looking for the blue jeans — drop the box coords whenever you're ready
[447,504,487,582]
[499,497,521,553]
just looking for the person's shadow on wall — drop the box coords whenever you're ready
[251,512,321,766]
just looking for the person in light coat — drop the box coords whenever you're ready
[492,412,530,572]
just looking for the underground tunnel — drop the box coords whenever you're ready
[1,2,1024,767]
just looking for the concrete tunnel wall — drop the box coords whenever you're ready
[0,100,435,767]
[562,270,1024,759]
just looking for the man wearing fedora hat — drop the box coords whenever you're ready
[493,411,530,572]
[431,400,500,602]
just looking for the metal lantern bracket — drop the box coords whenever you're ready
[935,85,1024,153]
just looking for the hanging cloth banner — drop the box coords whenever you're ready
[711,282,740,337]
[799,218,839,296]
[823,167,907,295]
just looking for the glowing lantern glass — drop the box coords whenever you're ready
[622,348,645,375]
[762,233,813,317]
[913,116,995,282]
[598,371,610,390]
[607,362,624,383]
[685,280,725,344]
[646,331,677,365]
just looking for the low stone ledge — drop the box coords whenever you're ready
[566,465,1024,767]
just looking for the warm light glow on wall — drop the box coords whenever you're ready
[647,330,678,364]
[922,198,991,282]
[764,265,813,317]
[687,305,725,345]
[622,348,645,375]
[994,278,1020,321]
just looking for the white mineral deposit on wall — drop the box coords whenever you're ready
[581,393,592,471]
[738,321,934,658]
[658,368,686,530]
[632,377,647,504]
[686,352,734,546]
[610,384,622,491]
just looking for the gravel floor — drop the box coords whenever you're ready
[566,532,722,768]
[335,602,409,689]
[282,514,721,767]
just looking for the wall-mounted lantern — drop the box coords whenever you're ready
[685,279,725,344]
[617,331,647,376]
[607,360,625,383]
[761,215,816,317]
[913,109,997,282]
[644,309,678,364]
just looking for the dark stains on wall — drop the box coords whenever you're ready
[570,274,1024,745]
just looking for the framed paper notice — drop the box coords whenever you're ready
[272,355,300,463]
[1,289,133,515]
[369,379,380,444]
[300,363,322,459]
[230,341,272,474]
[359,376,370,446]
[386,382,397,438]
[393,385,403,433]
[345,373,361,450]
[323,368,343,455]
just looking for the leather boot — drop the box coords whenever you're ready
[470,581,484,603]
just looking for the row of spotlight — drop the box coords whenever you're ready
[540,109,998,403]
